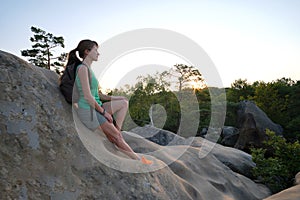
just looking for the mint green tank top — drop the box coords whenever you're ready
[75,64,102,109]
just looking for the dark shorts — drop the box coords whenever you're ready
[76,107,107,131]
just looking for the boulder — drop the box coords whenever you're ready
[237,100,283,134]
[220,126,239,147]
[199,127,208,136]
[235,113,267,151]
[222,126,239,138]
[0,51,271,199]
[235,100,283,151]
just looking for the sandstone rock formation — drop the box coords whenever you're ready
[0,50,271,199]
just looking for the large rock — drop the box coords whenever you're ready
[220,126,239,147]
[235,112,267,151]
[235,100,283,151]
[237,100,283,134]
[0,51,271,199]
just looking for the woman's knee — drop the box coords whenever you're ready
[120,99,128,109]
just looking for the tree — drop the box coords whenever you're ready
[227,79,254,102]
[252,80,290,125]
[136,71,170,95]
[125,72,181,132]
[21,26,66,73]
[170,64,204,92]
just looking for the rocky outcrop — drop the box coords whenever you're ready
[0,51,271,199]
[234,100,283,151]
[263,172,300,200]
[237,100,283,135]
[131,125,255,178]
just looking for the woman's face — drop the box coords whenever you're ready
[88,45,100,61]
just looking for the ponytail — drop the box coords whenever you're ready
[66,48,81,66]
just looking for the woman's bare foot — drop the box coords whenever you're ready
[141,156,153,165]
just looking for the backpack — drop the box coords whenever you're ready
[59,62,93,120]
[59,62,90,104]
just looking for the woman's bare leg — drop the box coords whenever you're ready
[99,122,139,160]
[102,99,128,130]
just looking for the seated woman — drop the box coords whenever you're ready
[67,39,152,165]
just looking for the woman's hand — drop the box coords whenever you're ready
[103,112,113,123]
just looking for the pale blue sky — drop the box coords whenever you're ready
[1,0,299,88]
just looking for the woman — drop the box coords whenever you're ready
[67,39,152,164]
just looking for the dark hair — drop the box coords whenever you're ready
[66,39,98,66]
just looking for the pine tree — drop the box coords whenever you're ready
[21,26,66,73]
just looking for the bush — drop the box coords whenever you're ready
[251,129,300,193]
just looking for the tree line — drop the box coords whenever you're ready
[112,74,299,142]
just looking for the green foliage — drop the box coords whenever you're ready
[252,80,290,125]
[196,88,211,130]
[122,67,196,132]
[286,116,300,141]
[226,79,254,102]
[251,129,300,193]
[286,81,300,141]
[127,78,180,132]
[21,26,66,73]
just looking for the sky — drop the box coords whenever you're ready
[1,0,300,90]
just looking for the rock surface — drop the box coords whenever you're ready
[0,51,271,199]
[220,126,239,147]
[131,125,255,178]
